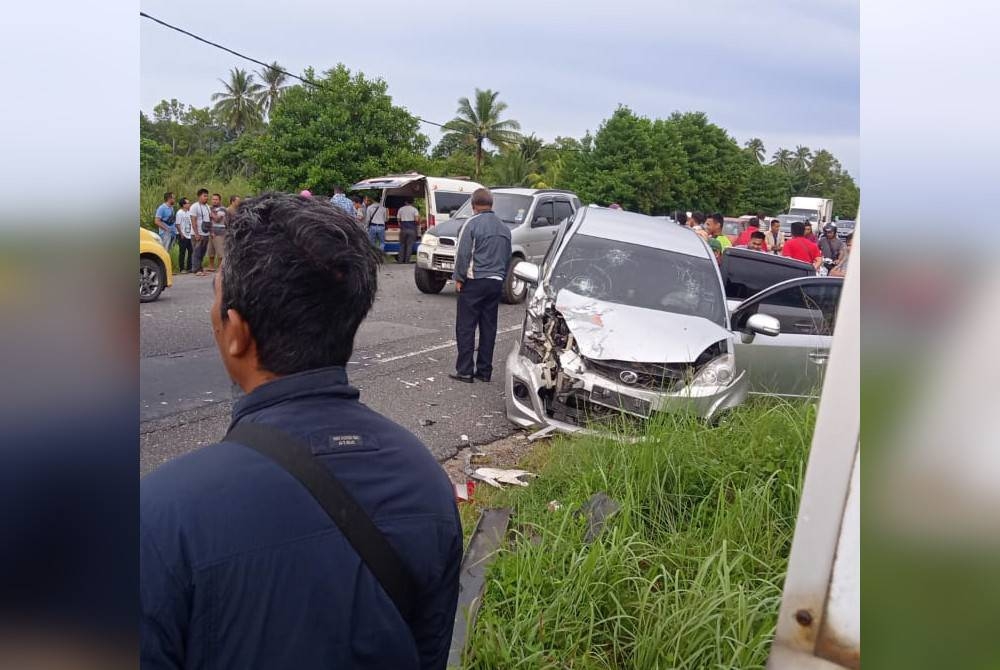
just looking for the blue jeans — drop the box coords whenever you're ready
[160,229,176,252]
[368,225,385,251]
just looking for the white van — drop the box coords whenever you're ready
[349,173,485,256]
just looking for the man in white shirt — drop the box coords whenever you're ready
[175,198,194,274]
[395,199,420,264]
[189,189,213,276]
[365,196,386,253]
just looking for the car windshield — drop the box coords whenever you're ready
[451,193,533,225]
[548,234,727,326]
[788,208,819,221]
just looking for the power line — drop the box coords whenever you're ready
[139,11,446,128]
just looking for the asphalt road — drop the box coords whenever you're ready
[140,264,526,476]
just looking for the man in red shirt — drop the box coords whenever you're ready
[733,218,769,250]
[782,221,822,269]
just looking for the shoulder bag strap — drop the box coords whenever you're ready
[224,422,418,628]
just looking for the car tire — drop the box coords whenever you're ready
[140,257,165,303]
[414,265,447,294]
[501,257,528,304]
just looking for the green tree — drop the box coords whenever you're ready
[257,62,289,119]
[734,161,793,214]
[441,88,521,179]
[489,150,533,187]
[660,111,748,212]
[211,68,264,136]
[140,137,171,185]
[518,134,544,163]
[251,64,428,192]
[791,145,812,172]
[770,148,793,170]
[745,137,765,164]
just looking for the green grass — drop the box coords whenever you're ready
[458,398,816,669]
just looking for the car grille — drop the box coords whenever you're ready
[432,253,456,270]
[583,358,693,392]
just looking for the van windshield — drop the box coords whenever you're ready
[452,193,533,225]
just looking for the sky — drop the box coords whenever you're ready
[140,0,860,178]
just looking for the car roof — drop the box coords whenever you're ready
[575,207,711,259]
[490,187,578,198]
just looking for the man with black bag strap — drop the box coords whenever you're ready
[140,193,463,670]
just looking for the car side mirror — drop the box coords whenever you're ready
[513,261,541,285]
[745,313,781,337]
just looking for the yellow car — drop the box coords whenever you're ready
[140,227,173,302]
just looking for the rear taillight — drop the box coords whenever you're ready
[428,215,435,228]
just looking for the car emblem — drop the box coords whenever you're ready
[619,370,639,385]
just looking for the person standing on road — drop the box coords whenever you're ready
[705,213,732,250]
[831,232,853,277]
[330,185,355,217]
[396,198,420,264]
[365,196,387,253]
[352,196,366,226]
[206,193,227,272]
[449,188,512,384]
[175,197,193,274]
[818,224,844,266]
[767,219,785,254]
[141,193,462,670]
[154,192,176,256]
[733,218,769,251]
[803,221,818,243]
[686,211,709,240]
[190,188,212,276]
[782,220,823,269]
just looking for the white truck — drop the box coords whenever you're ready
[787,197,834,226]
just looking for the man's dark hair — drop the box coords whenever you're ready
[750,230,766,241]
[221,193,381,374]
[229,195,239,204]
[692,211,706,225]
[212,193,222,200]
[790,221,806,237]
[771,218,780,225]
[756,211,766,221]
[197,188,209,197]
[747,217,760,228]
[178,197,189,207]
[164,192,173,201]
[334,185,344,194]
[471,188,493,207]
[709,213,724,225]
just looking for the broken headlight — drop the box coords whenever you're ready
[519,312,546,363]
[689,353,735,388]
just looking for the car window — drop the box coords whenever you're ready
[549,233,727,327]
[435,192,471,216]
[735,281,841,335]
[532,201,555,227]
[553,200,574,226]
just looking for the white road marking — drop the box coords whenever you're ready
[375,324,522,364]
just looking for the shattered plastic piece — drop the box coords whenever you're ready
[547,500,563,512]
[527,425,558,442]
[419,419,436,427]
[574,492,622,543]
[460,434,469,441]
[472,468,536,489]
[426,377,436,382]
[399,380,420,388]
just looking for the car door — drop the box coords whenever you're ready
[524,199,556,262]
[731,278,843,397]
[542,199,575,261]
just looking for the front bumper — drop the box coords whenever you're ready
[416,243,458,273]
[504,342,748,433]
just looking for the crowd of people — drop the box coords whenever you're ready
[154,189,241,276]
[679,210,852,277]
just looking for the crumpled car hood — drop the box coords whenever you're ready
[553,289,731,363]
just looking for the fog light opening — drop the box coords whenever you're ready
[513,380,530,400]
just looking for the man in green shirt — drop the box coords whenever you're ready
[705,213,732,250]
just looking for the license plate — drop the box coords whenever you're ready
[590,386,652,418]
[439,261,454,271]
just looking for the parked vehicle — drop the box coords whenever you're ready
[504,207,842,433]
[349,173,484,257]
[140,227,173,303]
[832,219,855,240]
[414,188,581,303]
[787,196,834,225]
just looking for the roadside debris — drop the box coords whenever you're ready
[547,500,563,512]
[472,468,536,489]
[419,419,436,427]
[574,492,622,543]
[447,508,512,668]
[528,425,558,442]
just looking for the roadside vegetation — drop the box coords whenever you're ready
[457,398,815,669]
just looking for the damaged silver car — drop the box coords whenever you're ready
[504,207,843,433]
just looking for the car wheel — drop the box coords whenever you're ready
[414,265,447,294]
[501,257,528,304]
[140,257,165,302]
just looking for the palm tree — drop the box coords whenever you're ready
[211,68,264,136]
[257,62,288,119]
[770,148,793,170]
[792,145,813,172]
[745,138,765,164]
[441,88,522,179]
[518,134,544,163]
[491,150,532,187]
